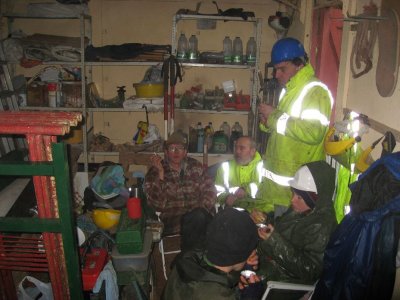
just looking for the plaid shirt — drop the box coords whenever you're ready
[144,157,216,235]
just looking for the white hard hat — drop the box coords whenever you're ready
[289,165,317,193]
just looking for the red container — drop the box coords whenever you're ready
[127,197,142,219]
[81,248,109,291]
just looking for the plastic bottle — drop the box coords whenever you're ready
[188,35,199,62]
[223,36,233,64]
[219,121,231,138]
[205,122,214,150]
[47,83,57,108]
[246,37,257,65]
[233,37,243,64]
[196,122,204,153]
[230,121,243,151]
[177,33,188,61]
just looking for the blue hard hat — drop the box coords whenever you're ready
[271,37,306,65]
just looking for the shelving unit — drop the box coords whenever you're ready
[1,12,92,172]
[171,13,262,136]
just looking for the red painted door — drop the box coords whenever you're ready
[311,7,343,123]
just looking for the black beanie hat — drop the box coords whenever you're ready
[206,207,258,267]
[292,187,318,209]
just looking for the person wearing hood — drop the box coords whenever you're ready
[162,207,261,300]
[214,136,264,210]
[256,160,337,289]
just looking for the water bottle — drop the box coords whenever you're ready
[219,121,231,138]
[188,35,199,62]
[196,122,204,153]
[233,37,243,64]
[230,121,243,151]
[177,33,188,61]
[246,37,257,65]
[223,36,233,64]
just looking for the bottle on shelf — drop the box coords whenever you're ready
[177,33,188,61]
[246,37,257,65]
[205,122,214,150]
[196,122,204,153]
[230,121,243,151]
[233,37,243,64]
[47,82,57,108]
[223,36,233,64]
[188,34,199,63]
[219,121,231,138]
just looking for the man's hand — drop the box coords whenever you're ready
[150,153,164,180]
[250,209,267,224]
[258,224,274,241]
[246,250,259,271]
[258,103,275,123]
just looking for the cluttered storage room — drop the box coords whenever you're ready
[0,0,400,299]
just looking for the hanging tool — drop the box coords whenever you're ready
[381,131,396,157]
[355,135,384,172]
[324,115,370,156]
[133,104,149,144]
[162,55,182,137]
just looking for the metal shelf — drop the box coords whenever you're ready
[180,62,255,69]
[175,14,258,23]
[176,108,249,115]
[1,13,91,20]
[20,106,84,112]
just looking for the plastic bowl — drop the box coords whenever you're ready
[133,82,164,98]
[92,209,121,230]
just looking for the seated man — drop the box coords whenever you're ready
[162,207,260,300]
[256,160,337,289]
[144,131,216,235]
[214,136,264,210]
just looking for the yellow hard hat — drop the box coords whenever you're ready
[92,209,121,230]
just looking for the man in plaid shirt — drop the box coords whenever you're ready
[144,131,217,235]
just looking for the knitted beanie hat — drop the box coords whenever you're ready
[206,207,258,267]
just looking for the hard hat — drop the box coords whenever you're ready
[271,37,306,65]
[92,209,121,230]
[289,165,317,193]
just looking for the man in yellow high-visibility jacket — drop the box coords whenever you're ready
[257,37,334,216]
[214,136,264,210]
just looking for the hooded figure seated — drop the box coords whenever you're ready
[256,160,337,298]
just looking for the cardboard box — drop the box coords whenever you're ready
[27,82,48,107]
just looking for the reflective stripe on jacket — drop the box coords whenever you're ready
[258,63,333,211]
[215,152,263,203]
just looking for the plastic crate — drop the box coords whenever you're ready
[112,230,152,272]
[115,209,146,254]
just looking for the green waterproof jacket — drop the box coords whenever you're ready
[257,161,337,284]
[162,251,240,300]
[214,151,264,209]
[258,64,333,212]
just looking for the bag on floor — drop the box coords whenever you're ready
[17,276,53,300]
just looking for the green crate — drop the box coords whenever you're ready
[116,209,146,254]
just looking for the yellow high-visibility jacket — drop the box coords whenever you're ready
[258,63,333,212]
[214,151,263,209]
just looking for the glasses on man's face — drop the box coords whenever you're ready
[167,146,185,153]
